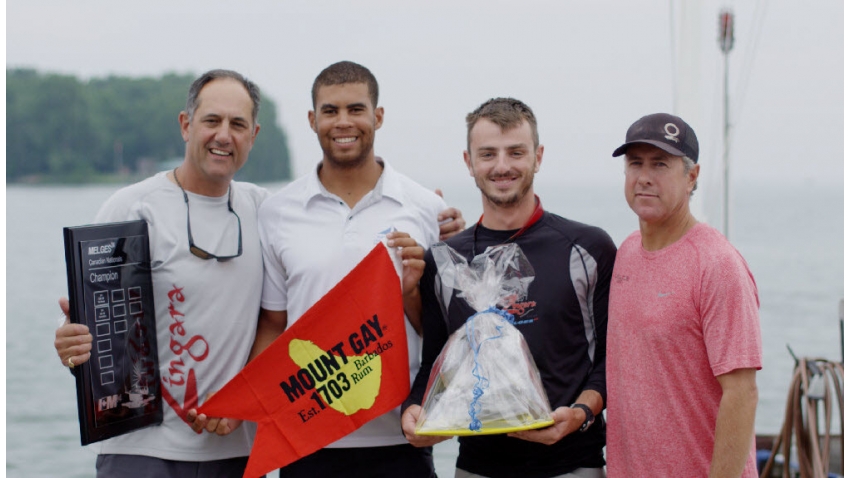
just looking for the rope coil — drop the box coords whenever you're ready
[759,357,843,478]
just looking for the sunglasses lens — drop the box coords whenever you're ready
[181,179,242,262]
[190,245,213,260]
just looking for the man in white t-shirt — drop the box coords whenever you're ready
[605,113,762,478]
[252,61,450,478]
[53,70,268,477]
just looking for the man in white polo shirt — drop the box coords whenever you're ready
[252,61,457,477]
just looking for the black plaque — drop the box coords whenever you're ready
[63,220,162,445]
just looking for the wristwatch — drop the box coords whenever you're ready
[570,403,595,432]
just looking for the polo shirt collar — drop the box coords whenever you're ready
[303,158,406,208]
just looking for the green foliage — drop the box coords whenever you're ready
[6,69,292,183]
[237,92,292,182]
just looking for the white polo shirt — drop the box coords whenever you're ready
[258,159,446,448]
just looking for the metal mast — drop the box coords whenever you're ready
[718,10,734,237]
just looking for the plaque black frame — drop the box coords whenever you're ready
[63,220,163,445]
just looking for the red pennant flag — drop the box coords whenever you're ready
[199,243,409,477]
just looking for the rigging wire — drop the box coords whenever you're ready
[728,0,770,152]
[669,0,678,113]
[734,0,769,124]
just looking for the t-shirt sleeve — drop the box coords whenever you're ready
[700,248,763,376]
[258,203,288,312]
[94,189,142,223]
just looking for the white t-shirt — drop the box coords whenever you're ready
[259,160,446,448]
[92,171,268,461]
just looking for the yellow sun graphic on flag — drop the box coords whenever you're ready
[288,339,382,415]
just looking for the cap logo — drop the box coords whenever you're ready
[663,123,680,143]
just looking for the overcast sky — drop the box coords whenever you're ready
[7,0,844,195]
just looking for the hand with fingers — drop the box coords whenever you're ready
[507,406,583,445]
[434,189,466,241]
[187,392,243,436]
[385,231,426,296]
[386,231,426,335]
[54,297,92,370]
[401,405,451,448]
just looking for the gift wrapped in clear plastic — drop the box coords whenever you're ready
[415,243,554,436]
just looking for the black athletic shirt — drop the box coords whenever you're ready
[405,211,617,478]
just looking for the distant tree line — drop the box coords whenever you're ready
[6,68,292,183]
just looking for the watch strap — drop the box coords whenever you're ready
[570,403,594,432]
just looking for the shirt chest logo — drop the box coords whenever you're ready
[503,295,538,325]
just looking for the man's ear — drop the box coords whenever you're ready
[688,163,700,192]
[374,106,384,130]
[463,150,474,177]
[535,144,544,173]
[179,111,191,142]
[251,122,261,143]
[308,110,317,133]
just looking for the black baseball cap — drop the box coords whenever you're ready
[612,113,699,162]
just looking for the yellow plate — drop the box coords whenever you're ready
[416,418,555,436]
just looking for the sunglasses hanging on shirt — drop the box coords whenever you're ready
[173,168,243,262]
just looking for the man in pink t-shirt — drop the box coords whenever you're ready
[605,113,762,478]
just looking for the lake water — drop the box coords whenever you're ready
[6,177,843,477]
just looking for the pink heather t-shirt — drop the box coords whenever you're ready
[606,223,762,478]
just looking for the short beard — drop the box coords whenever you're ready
[323,149,371,169]
[476,175,533,208]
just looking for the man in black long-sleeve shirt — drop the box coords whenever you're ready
[401,98,616,478]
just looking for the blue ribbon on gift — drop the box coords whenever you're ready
[464,306,516,432]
